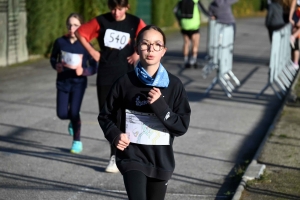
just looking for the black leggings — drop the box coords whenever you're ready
[56,87,85,141]
[123,170,168,200]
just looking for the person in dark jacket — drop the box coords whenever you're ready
[98,25,191,200]
[75,0,146,173]
[265,0,286,42]
[50,13,98,154]
[209,0,238,35]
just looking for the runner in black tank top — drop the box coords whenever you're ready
[75,0,146,173]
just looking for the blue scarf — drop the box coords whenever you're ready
[135,62,169,88]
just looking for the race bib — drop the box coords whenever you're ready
[125,109,170,145]
[61,51,82,67]
[104,29,130,50]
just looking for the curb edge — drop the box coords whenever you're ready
[231,68,300,200]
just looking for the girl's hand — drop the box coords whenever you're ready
[148,87,161,104]
[75,66,83,76]
[114,133,130,151]
[127,52,139,65]
[91,50,100,62]
[56,63,63,73]
[290,18,295,26]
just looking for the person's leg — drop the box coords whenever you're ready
[294,50,299,64]
[293,39,300,70]
[291,18,300,47]
[292,27,300,39]
[232,23,236,40]
[69,86,85,153]
[56,89,70,120]
[190,31,200,68]
[97,85,111,113]
[183,34,190,58]
[290,36,300,70]
[97,84,119,172]
[267,26,273,43]
[182,31,191,68]
[146,177,168,200]
[97,85,112,112]
[123,170,147,200]
[69,86,85,141]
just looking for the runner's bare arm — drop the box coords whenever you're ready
[75,32,100,62]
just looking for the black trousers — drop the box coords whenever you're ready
[56,86,85,141]
[123,170,168,200]
[267,25,285,43]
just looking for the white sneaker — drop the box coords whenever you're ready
[105,155,119,173]
[293,63,299,70]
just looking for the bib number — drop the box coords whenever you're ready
[104,29,130,50]
[125,109,170,145]
[61,51,82,67]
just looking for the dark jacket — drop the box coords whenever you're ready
[77,13,146,86]
[98,70,191,180]
[50,36,98,92]
[265,2,285,27]
[209,0,238,24]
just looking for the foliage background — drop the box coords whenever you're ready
[26,0,264,56]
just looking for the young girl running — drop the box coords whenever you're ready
[98,25,191,200]
[50,13,98,154]
[75,0,146,173]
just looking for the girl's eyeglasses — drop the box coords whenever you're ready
[139,42,165,51]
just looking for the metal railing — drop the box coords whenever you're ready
[202,20,240,98]
[257,24,297,100]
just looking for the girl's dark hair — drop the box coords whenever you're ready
[66,13,84,25]
[136,25,167,47]
[108,0,129,9]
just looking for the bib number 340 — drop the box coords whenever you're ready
[104,29,130,50]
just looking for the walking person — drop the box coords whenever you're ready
[174,0,209,69]
[208,0,238,37]
[75,0,146,173]
[50,13,98,154]
[98,25,191,200]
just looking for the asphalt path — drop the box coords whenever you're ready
[0,17,282,200]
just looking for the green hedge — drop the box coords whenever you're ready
[26,0,263,55]
[232,0,262,17]
[151,0,178,27]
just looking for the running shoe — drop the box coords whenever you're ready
[68,121,74,136]
[105,155,119,173]
[184,63,191,69]
[70,141,82,154]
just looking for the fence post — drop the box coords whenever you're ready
[257,24,297,99]
[202,20,240,98]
